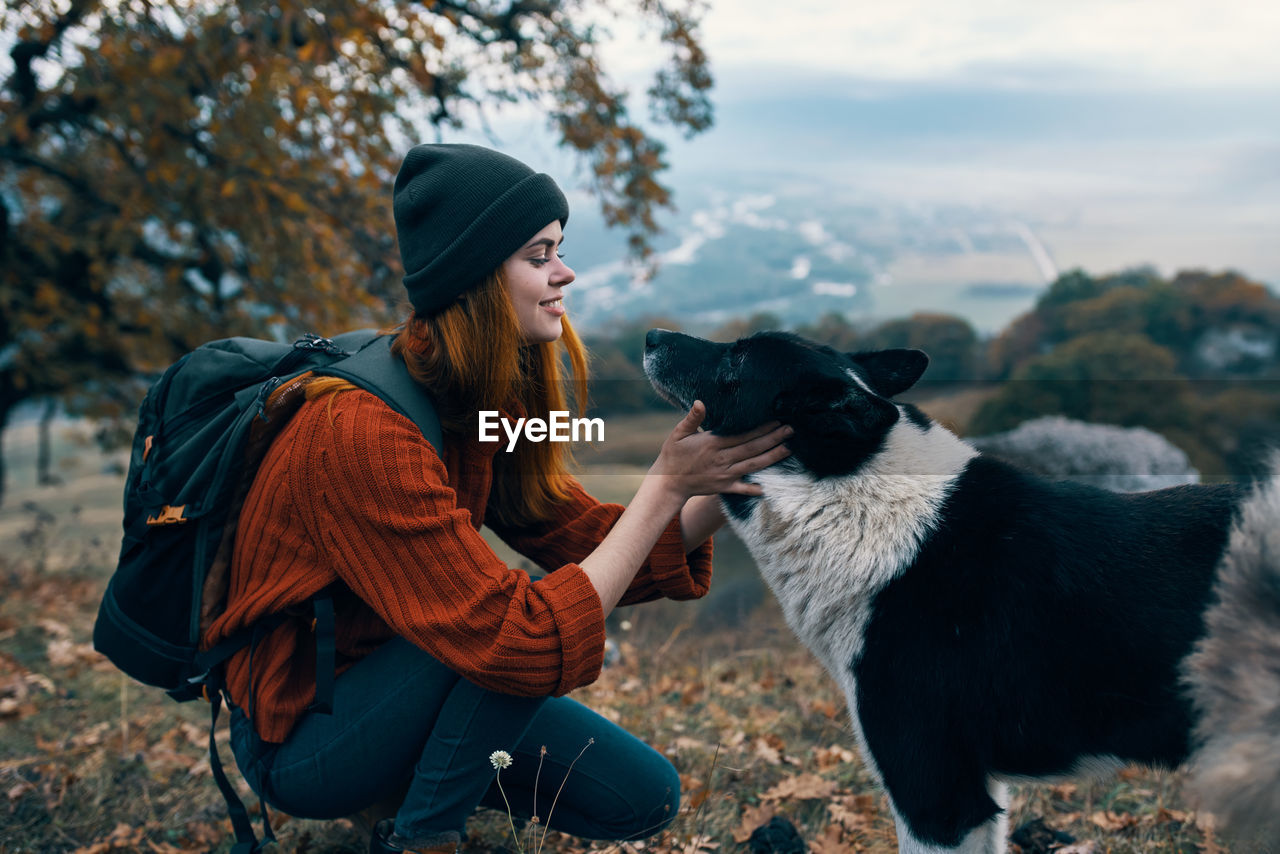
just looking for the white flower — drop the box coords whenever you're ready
[489,750,513,770]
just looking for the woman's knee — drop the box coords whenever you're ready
[589,751,681,841]
[639,759,681,838]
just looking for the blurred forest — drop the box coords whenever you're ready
[583,266,1280,480]
[0,0,713,506]
[4,3,1278,505]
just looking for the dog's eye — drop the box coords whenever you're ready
[715,353,741,389]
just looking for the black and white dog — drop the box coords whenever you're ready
[643,329,1280,853]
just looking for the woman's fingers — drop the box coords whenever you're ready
[724,423,793,460]
[719,419,784,447]
[728,439,793,476]
[672,400,707,438]
[655,408,794,498]
[721,478,767,497]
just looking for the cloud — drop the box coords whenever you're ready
[697,1,1280,88]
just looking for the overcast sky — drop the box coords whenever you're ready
[533,1,1280,298]
[614,0,1280,92]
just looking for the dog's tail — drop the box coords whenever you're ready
[1184,453,1280,845]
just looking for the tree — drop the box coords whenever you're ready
[708,311,784,342]
[580,314,684,414]
[0,0,714,504]
[795,310,861,352]
[969,332,1194,437]
[858,312,981,384]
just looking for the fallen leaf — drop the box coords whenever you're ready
[677,833,719,853]
[1089,810,1138,832]
[47,638,103,668]
[762,773,839,802]
[671,736,710,753]
[807,823,849,854]
[813,744,857,769]
[7,779,36,801]
[1196,812,1226,854]
[36,619,72,640]
[733,803,777,843]
[1048,782,1079,800]
[69,721,112,749]
[828,794,877,831]
[687,787,711,811]
[810,699,840,719]
[72,822,147,854]
[1055,843,1102,854]
[752,738,783,766]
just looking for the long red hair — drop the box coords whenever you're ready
[387,268,590,527]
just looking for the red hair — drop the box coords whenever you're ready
[387,268,590,527]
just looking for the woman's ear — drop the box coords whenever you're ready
[848,349,929,398]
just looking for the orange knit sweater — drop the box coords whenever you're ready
[203,388,713,743]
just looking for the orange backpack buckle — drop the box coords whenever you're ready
[145,504,188,526]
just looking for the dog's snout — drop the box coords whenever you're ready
[645,328,672,351]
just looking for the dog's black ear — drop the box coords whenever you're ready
[848,349,929,398]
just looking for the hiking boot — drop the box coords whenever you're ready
[369,819,460,854]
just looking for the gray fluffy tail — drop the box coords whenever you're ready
[1184,454,1280,846]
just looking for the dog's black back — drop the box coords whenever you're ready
[855,456,1244,842]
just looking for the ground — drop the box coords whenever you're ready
[0,414,1245,853]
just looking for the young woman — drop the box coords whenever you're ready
[205,144,793,854]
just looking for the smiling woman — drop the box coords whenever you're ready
[201,144,793,854]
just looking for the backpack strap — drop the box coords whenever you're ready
[318,334,443,455]
[307,595,336,715]
[207,672,276,854]
[308,335,441,719]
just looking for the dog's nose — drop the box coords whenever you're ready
[645,328,671,350]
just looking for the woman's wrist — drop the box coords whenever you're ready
[579,472,687,618]
[637,467,693,518]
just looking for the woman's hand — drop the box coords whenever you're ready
[579,402,790,617]
[648,401,793,500]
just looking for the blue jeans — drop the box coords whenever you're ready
[230,637,680,842]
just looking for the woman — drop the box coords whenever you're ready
[205,144,792,854]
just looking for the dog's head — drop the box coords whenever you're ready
[643,329,929,478]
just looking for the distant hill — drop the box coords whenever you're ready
[567,180,1054,335]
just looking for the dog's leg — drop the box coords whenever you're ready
[990,780,1010,848]
[877,749,1007,854]
[890,782,1008,854]
[861,704,1003,853]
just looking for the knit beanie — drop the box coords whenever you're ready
[393,144,570,315]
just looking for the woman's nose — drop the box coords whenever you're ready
[553,258,575,286]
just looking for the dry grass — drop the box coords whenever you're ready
[0,508,1241,854]
[0,418,1254,853]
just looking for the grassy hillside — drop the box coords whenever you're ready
[0,413,1240,853]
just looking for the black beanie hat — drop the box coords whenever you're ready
[393,144,570,315]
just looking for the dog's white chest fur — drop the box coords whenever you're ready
[725,415,977,774]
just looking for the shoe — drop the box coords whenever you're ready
[369,819,461,854]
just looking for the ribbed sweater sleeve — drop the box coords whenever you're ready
[487,477,714,606]
[293,391,607,697]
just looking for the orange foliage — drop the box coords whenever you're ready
[0,0,712,439]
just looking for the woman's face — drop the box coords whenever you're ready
[501,220,575,344]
